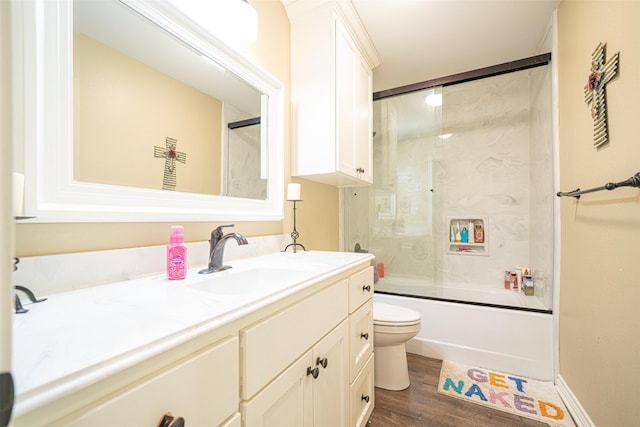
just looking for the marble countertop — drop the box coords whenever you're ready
[12,250,373,415]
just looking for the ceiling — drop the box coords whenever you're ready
[350,0,560,93]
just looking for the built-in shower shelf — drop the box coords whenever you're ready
[446,217,489,256]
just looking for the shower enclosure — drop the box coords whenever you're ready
[345,59,554,312]
[225,118,267,199]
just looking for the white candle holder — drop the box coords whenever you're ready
[283,199,306,253]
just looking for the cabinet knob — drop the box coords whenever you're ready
[316,357,329,369]
[362,285,371,292]
[361,394,370,403]
[158,413,185,427]
[356,167,366,174]
[360,332,369,340]
[306,366,320,379]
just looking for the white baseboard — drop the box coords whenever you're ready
[406,336,553,382]
[555,374,595,427]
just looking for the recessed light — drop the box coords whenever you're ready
[425,93,442,107]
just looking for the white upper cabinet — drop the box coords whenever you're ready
[286,0,380,187]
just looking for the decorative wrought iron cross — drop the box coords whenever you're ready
[154,137,186,191]
[584,42,619,149]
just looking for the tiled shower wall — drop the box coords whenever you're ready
[346,65,553,308]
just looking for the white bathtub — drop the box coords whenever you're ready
[375,276,550,311]
[375,292,555,381]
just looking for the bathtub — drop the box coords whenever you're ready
[375,291,555,381]
[375,276,550,311]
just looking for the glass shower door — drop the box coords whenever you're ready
[345,87,443,297]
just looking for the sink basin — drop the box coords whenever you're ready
[188,268,310,296]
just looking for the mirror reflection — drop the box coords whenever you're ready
[73,0,267,200]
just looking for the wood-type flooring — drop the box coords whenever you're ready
[367,354,551,427]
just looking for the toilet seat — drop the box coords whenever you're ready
[373,302,421,327]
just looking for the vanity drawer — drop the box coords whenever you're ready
[241,279,348,399]
[349,299,373,383]
[350,353,374,427]
[348,266,374,313]
[65,336,239,427]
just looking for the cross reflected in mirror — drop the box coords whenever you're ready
[154,137,187,191]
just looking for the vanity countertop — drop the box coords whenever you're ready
[12,250,373,415]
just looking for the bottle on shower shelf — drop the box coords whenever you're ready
[461,227,468,243]
[468,221,475,243]
[474,223,484,243]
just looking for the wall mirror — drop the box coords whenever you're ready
[18,0,284,222]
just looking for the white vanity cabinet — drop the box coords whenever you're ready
[287,0,379,187]
[240,265,375,427]
[10,252,375,427]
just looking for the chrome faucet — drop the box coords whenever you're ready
[199,224,248,274]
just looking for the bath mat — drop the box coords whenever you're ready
[438,360,574,427]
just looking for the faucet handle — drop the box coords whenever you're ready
[212,224,235,239]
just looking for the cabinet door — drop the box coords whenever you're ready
[350,354,375,427]
[242,350,314,427]
[313,320,349,427]
[335,16,358,180]
[348,266,374,313]
[349,300,374,383]
[354,54,373,183]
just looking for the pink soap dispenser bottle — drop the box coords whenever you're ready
[167,225,187,280]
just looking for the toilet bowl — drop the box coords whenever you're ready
[373,302,422,391]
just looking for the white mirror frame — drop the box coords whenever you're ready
[16,0,284,222]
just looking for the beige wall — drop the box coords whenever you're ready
[74,34,222,195]
[15,0,340,257]
[557,1,639,424]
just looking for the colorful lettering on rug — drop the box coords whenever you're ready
[442,368,565,421]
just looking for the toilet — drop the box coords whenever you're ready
[373,301,422,391]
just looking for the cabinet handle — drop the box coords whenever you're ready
[158,413,185,427]
[316,357,329,369]
[306,366,320,379]
[360,332,369,340]
[362,285,371,292]
[361,394,370,403]
[356,167,366,174]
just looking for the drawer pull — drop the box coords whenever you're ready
[360,332,369,340]
[362,285,371,292]
[306,366,320,379]
[158,413,185,427]
[361,394,370,403]
[316,357,329,369]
